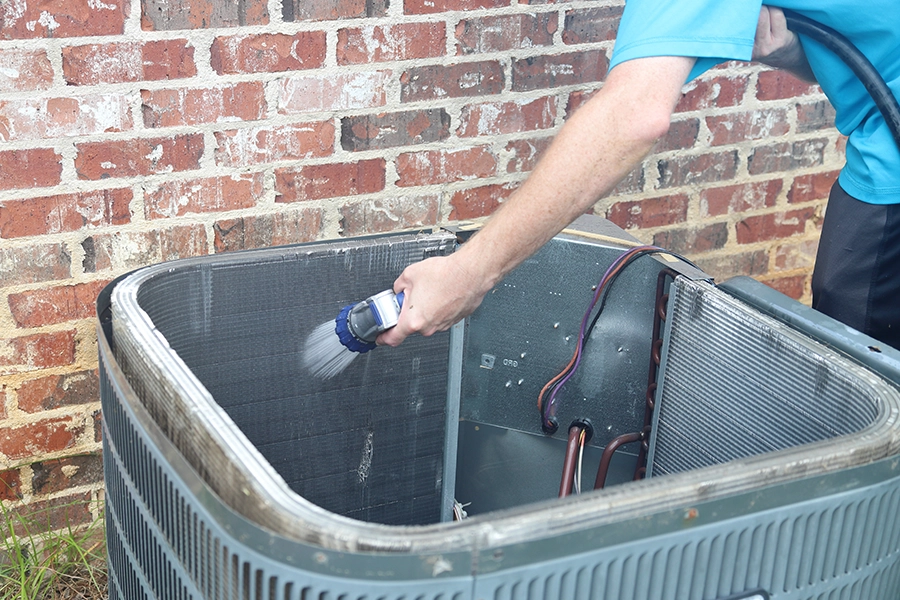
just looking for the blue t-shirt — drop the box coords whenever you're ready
[610,0,900,204]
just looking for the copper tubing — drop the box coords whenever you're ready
[594,431,643,490]
[558,424,585,498]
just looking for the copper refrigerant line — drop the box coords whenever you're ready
[557,266,680,498]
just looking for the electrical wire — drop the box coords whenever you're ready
[574,428,586,494]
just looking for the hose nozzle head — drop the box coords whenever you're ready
[335,290,404,353]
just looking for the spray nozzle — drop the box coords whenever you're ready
[336,290,404,353]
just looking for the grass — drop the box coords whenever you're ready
[0,498,107,600]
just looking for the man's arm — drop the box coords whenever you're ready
[378,55,695,346]
[753,6,817,82]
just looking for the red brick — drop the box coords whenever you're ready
[17,370,100,413]
[142,82,266,127]
[653,223,729,255]
[796,100,837,133]
[788,171,839,204]
[397,146,497,187]
[31,454,103,495]
[0,188,131,239]
[456,13,556,55]
[9,492,93,536]
[0,148,62,191]
[143,173,263,219]
[562,6,621,44]
[338,23,445,65]
[278,71,389,114]
[606,194,689,230]
[611,167,645,196]
[565,89,599,118]
[401,61,504,102]
[283,0,387,21]
[404,0,509,16]
[81,225,208,272]
[341,109,450,151]
[0,330,76,376]
[75,134,204,180]
[93,410,102,443]
[142,0,268,30]
[0,468,22,501]
[756,70,818,101]
[0,49,54,91]
[706,109,790,146]
[694,249,769,279]
[654,118,700,152]
[214,209,324,252]
[449,183,516,220]
[0,0,125,39]
[675,75,749,113]
[774,239,818,271]
[700,180,782,217]
[0,244,71,286]
[506,137,552,173]
[0,94,132,141]
[62,40,196,85]
[735,207,817,244]
[747,139,828,176]
[512,50,608,92]
[762,274,807,300]
[275,159,386,202]
[215,122,334,167]
[211,32,326,74]
[458,96,556,138]
[8,281,108,328]
[340,195,439,236]
[657,151,738,189]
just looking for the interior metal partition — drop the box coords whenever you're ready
[99,215,900,600]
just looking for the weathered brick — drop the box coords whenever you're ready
[75,134,204,180]
[31,454,103,495]
[694,249,770,279]
[449,183,516,220]
[562,6,621,44]
[62,40,196,85]
[341,109,450,151]
[654,118,700,152]
[82,225,208,273]
[0,94,132,141]
[0,330,76,376]
[458,97,556,138]
[506,137,552,173]
[610,167,645,196]
[17,370,100,413]
[142,0,268,31]
[0,188,131,239]
[735,207,817,244]
[512,50,608,92]
[404,0,508,16]
[700,180,782,217]
[787,170,839,204]
[214,209,324,252]
[657,151,738,189]
[397,146,497,187]
[275,159,386,202]
[756,69,818,101]
[339,23,445,65]
[796,100,837,133]
[565,89,599,118]
[340,195,439,236]
[212,32,326,74]
[675,75,749,113]
[605,194,689,230]
[762,274,807,300]
[774,239,818,271]
[1,0,125,39]
[9,493,94,535]
[0,244,71,286]
[747,139,828,176]
[401,61,504,102]
[215,122,335,167]
[278,71,389,114]
[0,49,54,91]
[456,13,556,55]
[0,468,22,501]
[706,108,790,146]
[283,0,387,22]
[0,148,62,191]
[653,222,728,254]
[142,82,266,127]
[93,410,102,443]
[8,281,108,328]
[143,173,263,219]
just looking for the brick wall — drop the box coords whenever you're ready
[0,0,843,513]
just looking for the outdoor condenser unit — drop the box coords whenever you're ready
[98,215,900,600]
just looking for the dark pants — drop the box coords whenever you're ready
[812,181,900,350]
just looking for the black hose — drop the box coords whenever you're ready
[783,9,900,153]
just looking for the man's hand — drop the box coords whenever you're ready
[753,6,817,82]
